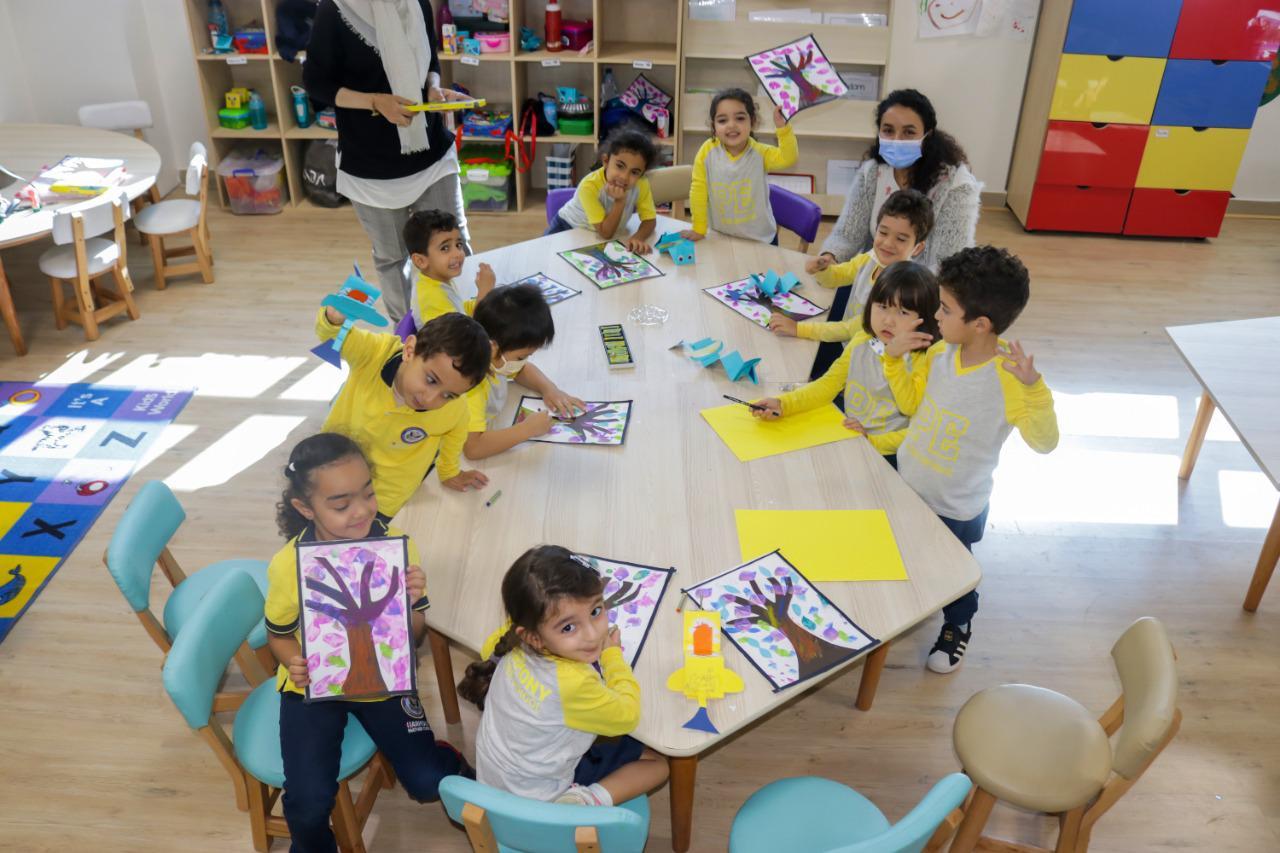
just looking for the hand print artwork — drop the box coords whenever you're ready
[705,276,827,329]
[747,35,849,120]
[574,553,674,668]
[511,272,581,306]
[513,397,633,446]
[296,536,416,702]
[684,551,878,691]
[558,241,665,289]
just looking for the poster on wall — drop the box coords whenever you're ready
[918,0,982,39]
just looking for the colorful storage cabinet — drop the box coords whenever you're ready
[1008,0,1280,238]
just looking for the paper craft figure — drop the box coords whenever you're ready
[704,275,827,329]
[558,241,665,289]
[666,609,745,733]
[574,553,674,668]
[296,535,416,702]
[512,272,581,306]
[685,551,878,692]
[312,273,389,367]
[670,338,761,383]
[747,34,849,120]
[750,269,800,297]
[513,396,632,445]
[656,231,696,265]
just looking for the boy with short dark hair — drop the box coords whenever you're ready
[318,304,494,514]
[404,209,496,327]
[883,245,1058,673]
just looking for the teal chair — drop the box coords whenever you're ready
[729,772,972,853]
[439,775,650,853]
[162,570,393,849]
[105,480,273,688]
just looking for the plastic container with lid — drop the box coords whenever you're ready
[216,147,285,214]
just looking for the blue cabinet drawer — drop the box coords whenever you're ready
[1063,0,1183,58]
[1152,59,1272,127]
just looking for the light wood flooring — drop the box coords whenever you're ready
[0,200,1278,852]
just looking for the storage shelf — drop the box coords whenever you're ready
[196,52,276,62]
[598,42,678,66]
[211,122,281,139]
[515,48,596,64]
[524,133,598,144]
[683,21,889,65]
[284,126,337,140]
[439,51,513,62]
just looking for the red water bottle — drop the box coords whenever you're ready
[545,0,563,52]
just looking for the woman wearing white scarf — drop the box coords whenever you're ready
[305,0,472,322]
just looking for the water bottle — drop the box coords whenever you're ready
[292,86,313,128]
[601,67,619,103]
[208,0,229,48]
[248,91,268,130]
[545,0,563,52]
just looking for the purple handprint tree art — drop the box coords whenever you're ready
[747,35,849,120]
[574,554,675,668]
[704,276,827,329]
[514,397,633,446]
[558,241,664,289]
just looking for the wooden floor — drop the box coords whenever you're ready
[1,199,1278,852]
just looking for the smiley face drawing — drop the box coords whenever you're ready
[925,0,979,31]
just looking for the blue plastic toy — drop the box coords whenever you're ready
[311,269,389,367]
[671,338,760,383]
[520,26,542,51]
[656,231,696,266]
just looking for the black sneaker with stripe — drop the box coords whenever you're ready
[927,622,970,673]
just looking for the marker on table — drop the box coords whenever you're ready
[723,394,768,413]
[484,489,503,508]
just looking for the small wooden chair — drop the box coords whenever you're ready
[648,164,693,218]
[135,142,213,290]
[38,188,140,340]
[78,99,163,236]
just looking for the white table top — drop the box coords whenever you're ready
[1167,316,1280,489]
[396,217,982,757]
[0,123,161,249]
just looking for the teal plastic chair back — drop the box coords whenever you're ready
[162,571,265,729]
[439,775,650,853]
[837,773,972,853]
[105,480,187,612]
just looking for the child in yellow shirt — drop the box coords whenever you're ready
[405,209,497,327]
[545,129,660,253]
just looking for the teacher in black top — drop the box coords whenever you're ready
[305,0,470,323]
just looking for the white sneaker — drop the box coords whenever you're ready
[554,784,605,806]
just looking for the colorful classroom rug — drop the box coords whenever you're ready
[0,382,192,644]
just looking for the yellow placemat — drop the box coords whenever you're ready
[701,403,856,462]
[736,509,908,582]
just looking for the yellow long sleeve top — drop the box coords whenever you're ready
[795,251,881,341]
[410,272,475,328]
[690,124,798,243]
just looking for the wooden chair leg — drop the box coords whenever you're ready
[245,776,272,853]
[855,641,890,711]
[0,258,26,356]
[191,226,214,283]
[427,627,462,725]
[1243,501,1280,613]
[72,271,100,341]
[112,265,141,320]
[148,233,168,290]
[332,779,367,853]
[1178,391,1215,480]
[1056,807,1084,853]
[924,806,966,852]
[948,787,997,853]
[49,277,68,330]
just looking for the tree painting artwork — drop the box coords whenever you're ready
[704,276,827,329]
[558,241,665,289]
[573,553,674,669]
[747,35,849,121]
[295,535,416,702]
[684,550,878,692]
[512,272,581,307]
[513,397,633,446]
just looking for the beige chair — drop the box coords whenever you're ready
[135,142,214,290]
[940,617,1181,853]
[39,188,140,340]
[648,164,693,217]
[79,99,163,232]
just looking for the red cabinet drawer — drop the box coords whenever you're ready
[1025,184,1133,233]
[1037,121,1149,187]
[1170,0,1280,61]
[1123,188,1231,237]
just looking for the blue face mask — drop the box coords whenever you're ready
[879,136,924,169]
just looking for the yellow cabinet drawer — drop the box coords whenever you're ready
[1050,54,1166,124]
[1136,126,1251,191]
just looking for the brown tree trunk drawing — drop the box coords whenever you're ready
[728,286,812,322]
[723,575,848,681]
[578,246,644,282]
[305,556,403,696]
[603,579,644,613]
[561,404,624,442]
[764,49,831,108]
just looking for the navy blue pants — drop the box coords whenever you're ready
[279,692,462,853]
[544,214,573,235]
[938,504,989,626]
[573,735,646,787]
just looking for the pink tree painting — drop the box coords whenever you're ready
[748,35,849,120]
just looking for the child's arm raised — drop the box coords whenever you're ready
[883,334,941,416]
[999,340,1059,454]
[760,108,798,170]
[316,306,382,366]
[559,628,641,737]
[513,363,585,420]
[812,252,873,290]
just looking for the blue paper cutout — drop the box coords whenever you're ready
[656,231,696,265]
[682,706,719,733]
[750,269,801,297]
[311,272,389,367]
[671,338,761,384]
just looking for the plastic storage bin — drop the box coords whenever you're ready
[460,162,513,212]
[217,148,285,214]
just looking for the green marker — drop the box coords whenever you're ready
[485,489,503,508]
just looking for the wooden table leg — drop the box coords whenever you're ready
[1243,501,1280,613]
[427,627,462,725]
[855,641,890,711]
[669,755,697,853]
[0,255,27,356]
[1178,391,1215,480]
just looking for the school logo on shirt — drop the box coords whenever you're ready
[401,696,426,719]
[904,395,969,476]
[400,426,427,445]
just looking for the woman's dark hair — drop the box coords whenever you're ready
[876,189,935,244]
[861,261,941,349]
[275,433,368,539]
[600,127,659,170]
[403,209,460,257]
[457,545,605,709]
[937,245,1030,335]
[412,312,492,387]
[708,87,758,133]
[472,283,555,353]
[866,89,969,195]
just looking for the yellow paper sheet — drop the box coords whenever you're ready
[736,509,909,582]
[701,403,857,462]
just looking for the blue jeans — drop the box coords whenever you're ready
[938,504,989,626]
[279,692,462,852]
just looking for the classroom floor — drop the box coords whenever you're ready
[0,199,1278,852]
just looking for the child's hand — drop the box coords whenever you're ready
[605,625,621,650]
[605,181,628,202]
[843,417,868,435]
[751,397,783,420]
[443,469,490,491]
[884,316,933,358]
[773,105,787,129]
[999,340,1041,385]
[324,305,348,326]
[625,234,653,254]
[475,263,496,300]
[768,315,798,337]
[679,230,705,242]
[805,255,834,275]
[287,655,311,689]
[542,388,585,419]
[406,564,427,602]
[521,409,554,437]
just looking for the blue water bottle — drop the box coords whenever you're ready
[291,86,313,128]
[248,90,268,130]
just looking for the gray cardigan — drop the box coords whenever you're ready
[820,159,982,272]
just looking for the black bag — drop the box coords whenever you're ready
[302,140,344,207]
[519,97,555,137]
[275,0,317,62]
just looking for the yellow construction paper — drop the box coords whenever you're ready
[701,403,857,462]
[736,509,909,582]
